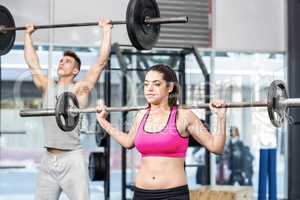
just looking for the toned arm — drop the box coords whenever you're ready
[182,108,226,155]
[24,25,49,92]
[74,20,112,100]
[97,110,145,149]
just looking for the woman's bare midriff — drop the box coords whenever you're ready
[135,156,187,189]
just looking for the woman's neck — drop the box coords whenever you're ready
[149,102,171,114]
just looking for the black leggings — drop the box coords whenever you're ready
[133,185,190,200]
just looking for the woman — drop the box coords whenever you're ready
[96,64,226,200]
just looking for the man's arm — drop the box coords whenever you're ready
[74,20,112,97]
[24,25,49,92]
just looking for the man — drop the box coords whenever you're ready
[24,20,112,200]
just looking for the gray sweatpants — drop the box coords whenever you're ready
[35,149,90,200]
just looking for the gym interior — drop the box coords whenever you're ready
[0,0,299,200]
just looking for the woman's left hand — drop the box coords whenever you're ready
[209,100,226,117]
[96,100,108,120]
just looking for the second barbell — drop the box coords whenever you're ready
[19,80,295,131]
[0,0,188,56]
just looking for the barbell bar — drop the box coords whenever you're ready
[280,98,300,107]
[0,0,189,55]
[69,102,270,113]
[19,106,148,117]
[19,102,270,117]
[0,17,188,32]
[19,80,293,131]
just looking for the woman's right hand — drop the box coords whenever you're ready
[96,100,108,120]
[25,24,36,35]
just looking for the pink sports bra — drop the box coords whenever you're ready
[134,106,189,158]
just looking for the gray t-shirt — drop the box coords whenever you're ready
[42,82,81,150]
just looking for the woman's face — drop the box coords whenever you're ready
[144,70,173,105]
[230,128,239,138]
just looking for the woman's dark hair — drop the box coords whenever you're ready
[146,64,180,107]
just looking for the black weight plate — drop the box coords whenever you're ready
[267,80,288,127]
[95,122,108,147]
[88,152,107,181]
[126,0,160,50]
[55,92,80,131]
[0,5,15,56]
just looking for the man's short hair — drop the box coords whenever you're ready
[63,51,81,70]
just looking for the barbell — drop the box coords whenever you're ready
[19,80,296,131]
[0,0,188,55]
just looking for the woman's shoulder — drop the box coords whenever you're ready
[137,108,148,115]
[177,106,196,118]
[134,108,148,121]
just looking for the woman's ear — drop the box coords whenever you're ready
[167,82,175,93]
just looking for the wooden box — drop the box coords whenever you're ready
[189,186,253,200]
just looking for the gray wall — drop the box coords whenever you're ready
[214,0,286,51]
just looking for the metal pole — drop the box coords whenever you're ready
[71,102,269,113]
[205,74,211,185]
[3,22,121,31]
[19,109,56,117]
[70,102,268,113]
[104,57,112,200]
[281,98,300,107]
[112,43,129,200]
[20,101,271,117]
[69,106,147,113]
[192,46,211,185]
[1,16,188,32]
[144,16,188,24]
[0,53,1,160]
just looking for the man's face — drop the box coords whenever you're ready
[57,56,79,78]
